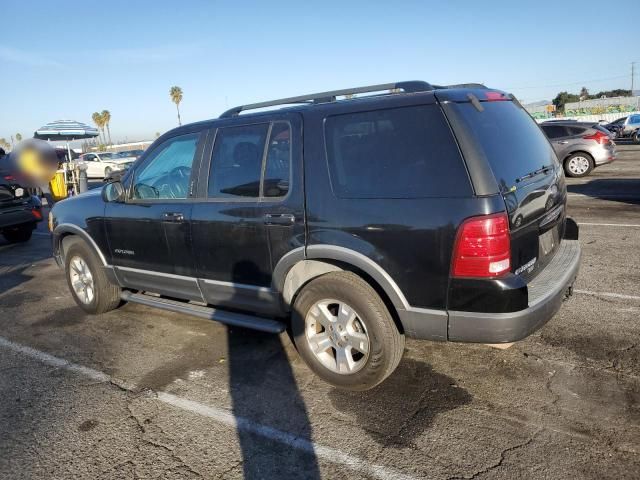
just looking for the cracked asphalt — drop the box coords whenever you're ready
[1,146,639,479]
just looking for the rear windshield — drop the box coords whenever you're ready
[324,105,471,198]
[452,101,558,190]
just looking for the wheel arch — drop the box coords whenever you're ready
[274,246,409,333]
[53,224,107,267]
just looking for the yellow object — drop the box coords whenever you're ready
[49,171,67,201]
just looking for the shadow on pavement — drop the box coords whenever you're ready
[0,236,53,296]
[567,178,640,205]
[330,358,472,447]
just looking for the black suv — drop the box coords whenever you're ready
[0,172,43,243]
[50,81,581,390]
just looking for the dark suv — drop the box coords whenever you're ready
[0,172,43,243]
[50,81,581,390]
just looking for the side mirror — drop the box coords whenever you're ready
[102,181,125,203]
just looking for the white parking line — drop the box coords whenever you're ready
[0,336,417,480]
[568,193,639,199]
[578,222,640,228]
[574,289,640,301]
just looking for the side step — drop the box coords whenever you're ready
[120,291,286,334]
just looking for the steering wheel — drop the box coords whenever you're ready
[167,165,192,198]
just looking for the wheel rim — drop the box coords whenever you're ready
[568,156,589,175]
[305,299,370,374]
[69,256,95,304]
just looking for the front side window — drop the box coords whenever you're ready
[132,133,199,200]
[324,105,471,198]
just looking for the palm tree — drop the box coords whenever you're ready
[92,112,103,144]
[92,112,107,146]
[101,110,112,146]
[169,86,183,126]
[15,133,22,142]
[0,138,10,151]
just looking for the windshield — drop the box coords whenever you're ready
[451,101,558,191]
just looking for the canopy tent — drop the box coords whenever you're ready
[34,120,99,163]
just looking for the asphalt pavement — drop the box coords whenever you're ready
[0,146,639,479]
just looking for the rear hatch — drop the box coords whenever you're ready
[438,90,566,280]
[0,174,31,208]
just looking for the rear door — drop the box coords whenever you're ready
[191,114,304,315]
[541,124,572,160]
[441,94,566,280]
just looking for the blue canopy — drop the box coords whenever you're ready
[34,120,99,141]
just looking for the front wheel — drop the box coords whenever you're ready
[2,224,34,243]
[291,272,405,391]
[564,153,594,178]
[633,131,640,144]
[64,237,121,314]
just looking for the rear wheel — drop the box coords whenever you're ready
[2,224,33,243]
[564,153,594,178]
[64,238,121,314]
[633,131,640,144]
[291,272,405,391]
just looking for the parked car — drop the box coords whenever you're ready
[603,115,640,142]
[76,152,136,179]
[0,172,43,243]
[50,81,581,390]
[117,149,145,159]
[540,121,616,177]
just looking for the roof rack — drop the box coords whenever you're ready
[433,83,488,90]
[219,80,433,118]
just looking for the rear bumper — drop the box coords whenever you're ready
[0,206,39,230]
[447,239,581,343]
[593,145,617,166]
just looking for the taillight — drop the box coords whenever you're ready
[31,208,42,220]
[452,213,511,278]
[583,131,610,145]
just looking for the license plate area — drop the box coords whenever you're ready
[539,225,560,258]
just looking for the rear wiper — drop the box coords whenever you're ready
[516,165,553,183]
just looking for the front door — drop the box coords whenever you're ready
[191,115,304,315]
[104,130,205,300]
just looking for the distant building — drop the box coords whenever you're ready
[91,140,153,153]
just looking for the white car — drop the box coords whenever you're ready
[76,152,136,178]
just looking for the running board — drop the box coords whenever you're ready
[120,291,286,334]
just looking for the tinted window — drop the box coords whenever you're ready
[263,122,291,198]
[567,126,586,136]
[453,101,557,190]
[208,124,268,198]
[132,133,199,200]
[542,125,568,139]
[324,105,470,198]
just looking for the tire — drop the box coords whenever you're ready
[633,131,640,144]
[564,152,594,178]
[2,224,33,243]
[64,237,121,314]
[104,167,112,178]
[291,271,405,391]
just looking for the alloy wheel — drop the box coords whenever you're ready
[69,256,95,304]
[305,299,370,374]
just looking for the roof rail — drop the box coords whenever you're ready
[219,80,433,118]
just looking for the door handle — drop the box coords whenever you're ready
[162,212,184,222]
[264,213,295,225]
[557,140,569,144]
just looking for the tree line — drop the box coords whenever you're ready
[552,87,632,112]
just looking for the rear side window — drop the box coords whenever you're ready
[541,125,567,139]
[263,122,291,198]
[324,105,471,198]
[208,124,269,198]
[452,101,558,190]
[567,126,586,135]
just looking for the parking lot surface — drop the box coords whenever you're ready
[1,147,639,479]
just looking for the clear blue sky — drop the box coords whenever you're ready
[1,0,638,144]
